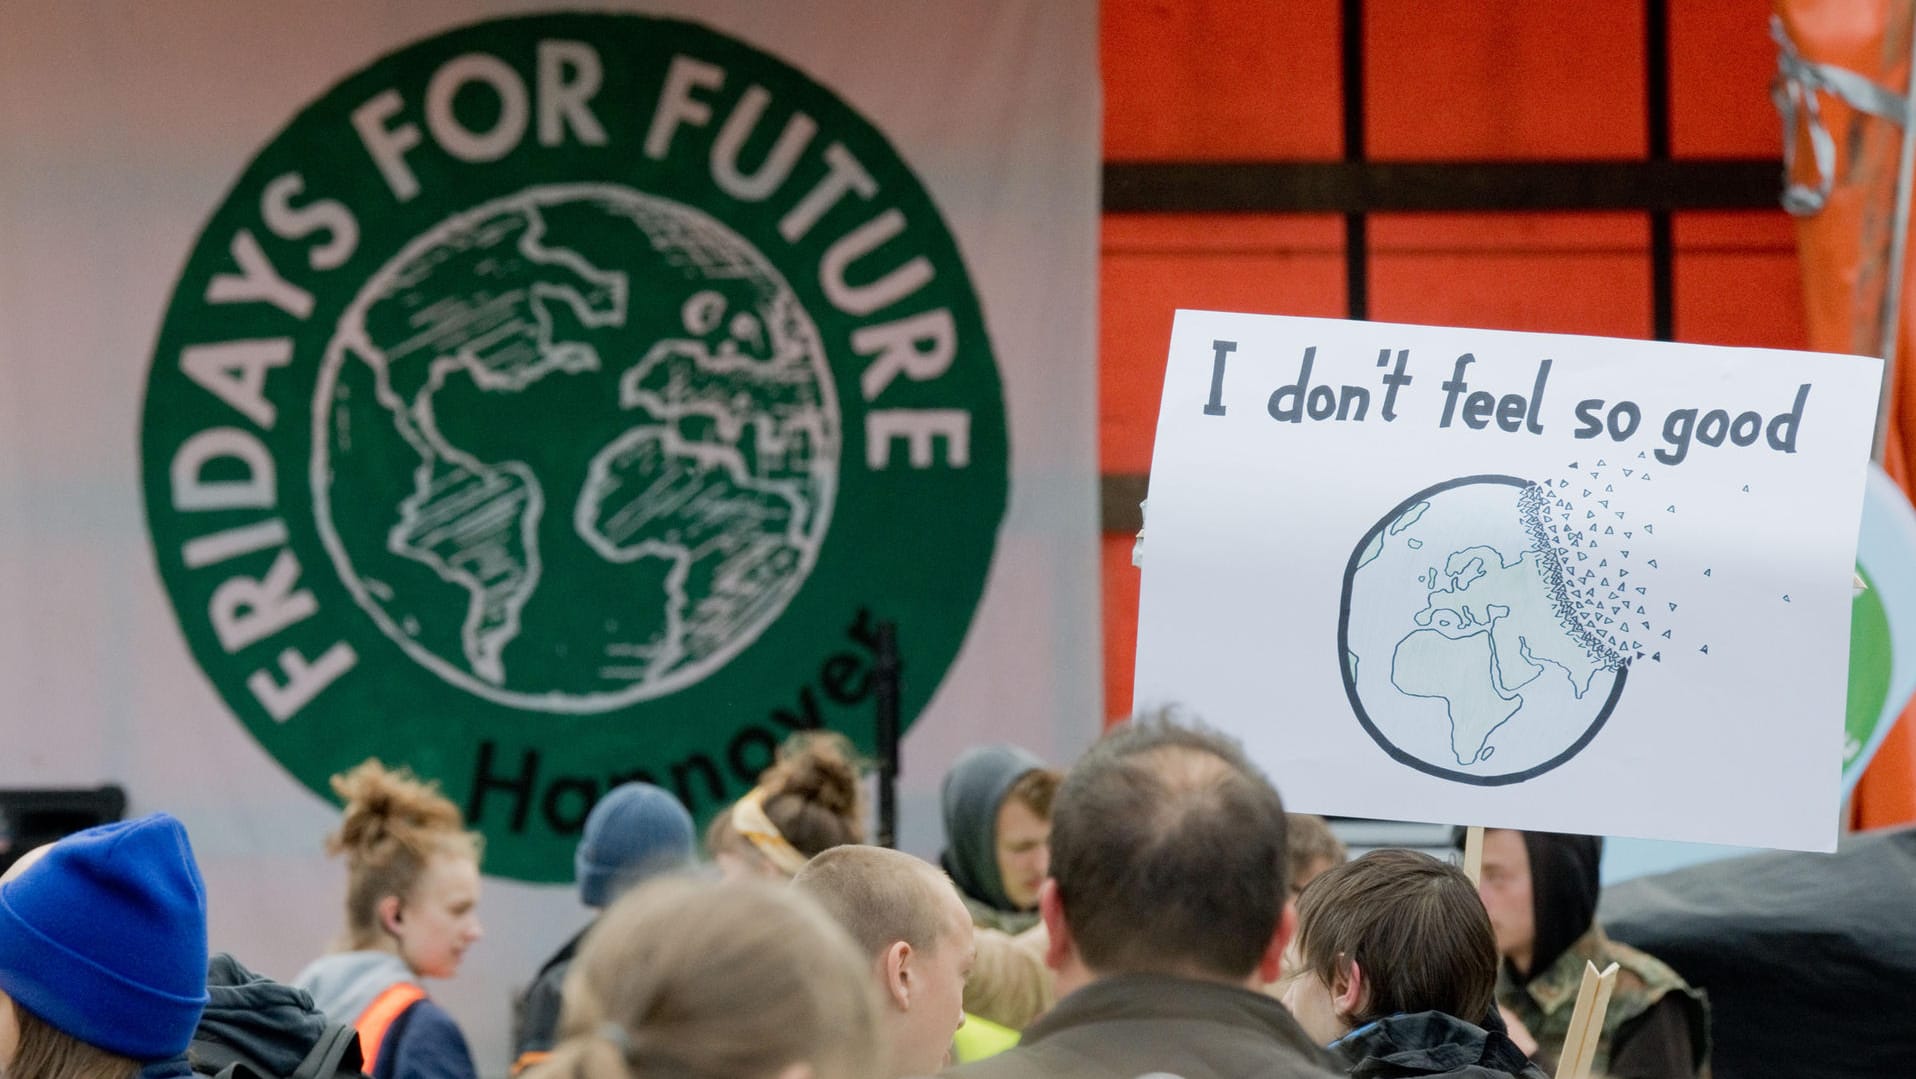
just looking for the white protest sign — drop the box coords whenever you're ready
[1135,311,1882,852]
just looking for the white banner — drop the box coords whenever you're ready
[1136,310,1880,853]
[0,3,1098,1071]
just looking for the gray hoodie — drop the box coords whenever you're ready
[292,951,413,1029]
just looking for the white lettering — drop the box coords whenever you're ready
[209,550,317,652]
[538,41,607,146]
[821,210,932,316]
[262,173,358,271]
[249,643,357,723]
[854,309,955,401]
[866,410,971,469]
[645,55,724,160]
[426,54,530,163]
[205,231,313,319]
[712,86,816,201]
[779,143,876,243]
[352,89,423,202]
[181,339,291,429]
[171,428,275,511]
[183,520,290,570]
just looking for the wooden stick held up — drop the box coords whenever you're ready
[1555,961,1620,1079]
[1461,825,1485,885]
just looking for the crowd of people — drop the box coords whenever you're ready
[0,714,1714,1079]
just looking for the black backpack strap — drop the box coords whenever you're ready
[293,1022,366,1079]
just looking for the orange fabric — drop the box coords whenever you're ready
[355,983,427,1074]
[1774,0,1916,828]
[1098,5,1811,731]
[510,1051,551,1077]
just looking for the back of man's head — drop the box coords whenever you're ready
[1049,712,1288,981]
[1295,848,1497,1026]
[792,845,954,960]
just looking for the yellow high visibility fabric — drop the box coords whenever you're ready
[951,1012,1020,1062]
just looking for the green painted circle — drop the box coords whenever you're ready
[140,13,1007,881]
[1846,562,1893,773]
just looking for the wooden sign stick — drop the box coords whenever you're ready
[1555,961,1620,1079]
[1461,825,1484,885]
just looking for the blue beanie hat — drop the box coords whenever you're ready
[0,813,209,1060]
[575,783,694,907]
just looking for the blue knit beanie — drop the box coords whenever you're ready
[0,813,209,1060]
[575,783,694,907]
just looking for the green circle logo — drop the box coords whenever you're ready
[141,13,1007,880]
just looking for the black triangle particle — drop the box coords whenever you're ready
[1668,602,1677,611]
[1587,511,1596,519]
[1583,489,1592,498]
[1653,651,1662,661]
[1644,524,1654,534]
[1569,462,1579,470]
[1625,531,1633,539]
[1624,469,1634,477]
[1637,587,1646,595]
[1704,568,1712,577]
[1606,484,1615,493]
[1662,629,1673,639]
[1667,505,1677,513]
[1621,550,1630,558]
[1638,450,1648,459]
[1742,485,1751,493]
[1647,558,1657,568]
[1782,594,1791,603]
[1615,511,1625,519]
[1700,645,1710,655]
[1600,500,1610,508]
[1597,459,1607,467]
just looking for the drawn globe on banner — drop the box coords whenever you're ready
[1338,475,1629,785]
[314,185,838,712]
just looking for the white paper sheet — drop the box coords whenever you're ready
[1135,311,1882,852]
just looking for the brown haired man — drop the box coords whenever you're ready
[1284,849,1546,1078]
[942,714,1338,1079]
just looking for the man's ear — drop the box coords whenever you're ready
[1038,878,1071,972]
[878,940,913,1010]
[377,894,405,937]
[1255,900,1298,985]
[1332,957,1366,1021]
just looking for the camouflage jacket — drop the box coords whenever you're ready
[1497,925,1708,1077]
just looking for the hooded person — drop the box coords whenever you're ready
[0,813,210,1079]
[1476,830,1707,1079]
[510,783,694,1074]
[939,745,1060,934]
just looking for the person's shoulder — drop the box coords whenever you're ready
[385,999,477,1079]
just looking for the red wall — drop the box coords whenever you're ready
[1099,2,1803,720]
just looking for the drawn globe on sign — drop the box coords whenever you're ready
[313,184,839,714]
[1338,475,1628,785]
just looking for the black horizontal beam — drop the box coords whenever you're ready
[1102,159,1783,214]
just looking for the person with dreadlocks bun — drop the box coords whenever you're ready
[295,761,483,1079]
[705,733,864,880]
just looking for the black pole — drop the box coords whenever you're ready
[1646,0,1675,341]
[873,620,901,849]
[1342,0,1369,320]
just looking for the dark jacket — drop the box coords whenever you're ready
[512,927,588,1070]
[1331,1011,1548,1079]
[942,972,1341,1079]
[140,954,362,1079]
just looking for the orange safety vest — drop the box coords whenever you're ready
[354,983,428,1074]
